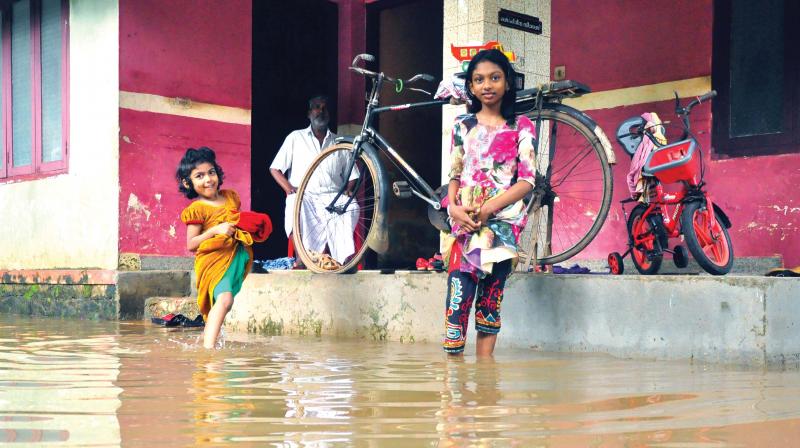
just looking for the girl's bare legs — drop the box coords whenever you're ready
[203,292,233,349]
[476,332,497,357]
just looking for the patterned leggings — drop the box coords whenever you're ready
[443,260,512,353]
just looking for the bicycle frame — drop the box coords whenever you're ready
[357,99,450,209]
[630,182,724,248]
[323,70,448,218]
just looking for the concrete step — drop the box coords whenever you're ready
[226,270,800,366]
[117,270,192,319]
[565,255,782,276]
[144,296,200,320]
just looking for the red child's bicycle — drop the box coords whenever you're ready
[608,91,734,276]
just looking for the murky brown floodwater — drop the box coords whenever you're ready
[1,315,799,447]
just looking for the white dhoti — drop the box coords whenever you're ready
[284,193,296,237]
[297,192,359,263]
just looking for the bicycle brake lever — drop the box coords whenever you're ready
[352,53,375,66]
[408,87,432,96]
[408,73,436,83]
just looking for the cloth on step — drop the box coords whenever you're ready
[236,211,273,243]
[627,112,667,199]
[253,257,295,272]
[552,264,591,274]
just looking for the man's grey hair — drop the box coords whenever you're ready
[308,95,330,111]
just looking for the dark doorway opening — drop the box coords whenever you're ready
[251,0,339,261]
[367,0,444,268]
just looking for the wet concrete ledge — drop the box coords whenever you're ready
[227,271,800,367]
[0,269,191,320]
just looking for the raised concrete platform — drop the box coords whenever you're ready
[117,270,191,318]
[225,271,800,366]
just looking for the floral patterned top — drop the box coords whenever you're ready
[442,114,537,277]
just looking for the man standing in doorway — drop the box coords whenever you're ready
[269,95,358,265]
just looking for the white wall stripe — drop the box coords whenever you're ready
[119,91,251,125]
[563,76,712,111]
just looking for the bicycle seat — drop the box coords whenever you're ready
[517,80,591,101]
[616,116,646,157]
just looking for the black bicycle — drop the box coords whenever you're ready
[293,54,615,273]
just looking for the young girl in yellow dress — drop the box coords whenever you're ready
[177,147,254,349]
[443,49,537,356]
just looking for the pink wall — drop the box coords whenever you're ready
[333,0,367,125]
[119,0,252,257]
[553,0,800,267]
[119,110,251,254]
[119,0,251,108]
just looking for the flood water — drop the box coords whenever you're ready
[1,315,799,446]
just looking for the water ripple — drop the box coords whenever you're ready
[1,315,800,446]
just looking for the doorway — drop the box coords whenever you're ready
[367,0,444,268]
[251,0,339,261]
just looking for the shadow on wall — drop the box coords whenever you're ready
[251,0,339,261]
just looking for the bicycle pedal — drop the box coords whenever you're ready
[392,181,413,199]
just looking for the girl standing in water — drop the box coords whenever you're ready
[442,49,537,356]
[177,147,255,349]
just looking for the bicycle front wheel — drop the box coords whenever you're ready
[293,142,379,274]
[680,200,733,275]
[518,108,613,269]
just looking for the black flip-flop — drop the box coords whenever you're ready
[766,267,800,277]
[151,313,181,327]
[181,315,205,327]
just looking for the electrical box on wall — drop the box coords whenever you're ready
[554,65,566,81]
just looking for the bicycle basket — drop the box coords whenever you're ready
[642,139,701,186]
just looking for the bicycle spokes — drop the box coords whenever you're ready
[294,144,380,273]
[693,208,730,266]
[518,110,613,267]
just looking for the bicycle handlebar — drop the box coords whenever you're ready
[685,90,717,114]
[349,53,437,91]
[678,90,717,116]
[671,90,716,141]
[697,90,717,103]
[352,53,375,65]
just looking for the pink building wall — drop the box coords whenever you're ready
[552,0,800,267]
[118,0,252,256]
[333,0,367,126]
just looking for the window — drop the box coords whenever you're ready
[712,0,799,157]
[0,0,68,181]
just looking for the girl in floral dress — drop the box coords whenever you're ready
[443,49,537,356]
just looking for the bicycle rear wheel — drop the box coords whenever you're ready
[628,204,663,275]
[517,108,613,270]
[293,142,379,274]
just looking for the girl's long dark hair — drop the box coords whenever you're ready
[176,146,225,199]
[465,49,517,125]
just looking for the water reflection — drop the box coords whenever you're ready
[0,319,123,445]
[1,315,800,446]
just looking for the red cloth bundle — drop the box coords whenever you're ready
[236,211,273,243]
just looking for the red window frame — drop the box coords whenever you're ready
[0,0,69,182]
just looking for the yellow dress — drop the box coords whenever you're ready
[180,190,254,319]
